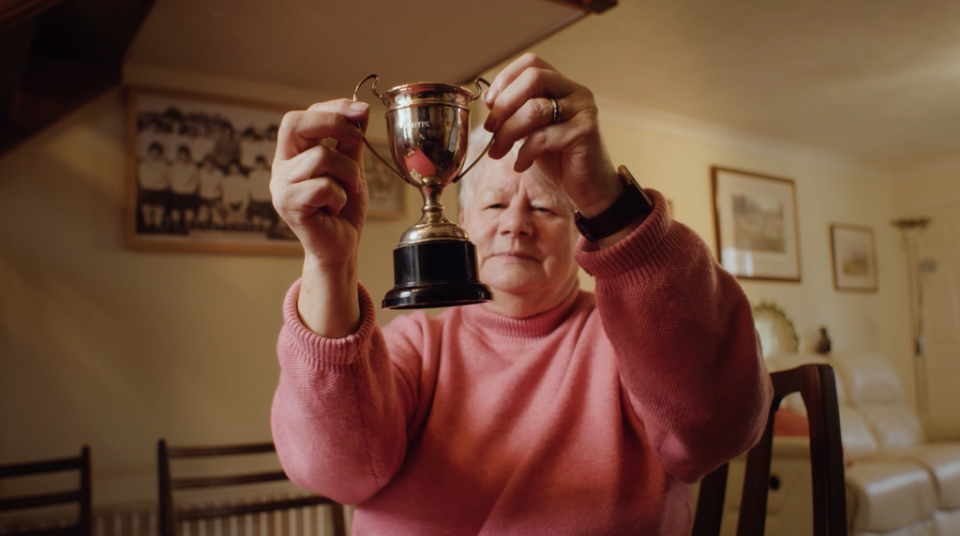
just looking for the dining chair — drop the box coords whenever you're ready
[157,439,346,536]
[0,446,92,536]
[692,363,847,536]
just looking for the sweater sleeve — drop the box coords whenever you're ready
[576,189,773,484]
[270,280,421,504]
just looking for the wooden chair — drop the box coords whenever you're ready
[0,446,92,536]
[692,364,847,536]
[158,440,346,536]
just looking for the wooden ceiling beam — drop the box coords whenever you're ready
[0,0,155,157]
[541,0,617,14]
[0,0,65,34]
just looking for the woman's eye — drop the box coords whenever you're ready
[534,206,555,215]
[485,203,505,210]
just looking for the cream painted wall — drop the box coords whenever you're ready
[894,168,960,211]
[590,110,914,401]
[0,68,432,505]
[0,63,915,508]
[891,169,960,415]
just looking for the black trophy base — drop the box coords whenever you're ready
[383,240,493,310]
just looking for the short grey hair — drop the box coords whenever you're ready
[458,125,575,215]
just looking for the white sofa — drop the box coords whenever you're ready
[718,350,960,536]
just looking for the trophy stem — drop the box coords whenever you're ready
[418,175,451,226]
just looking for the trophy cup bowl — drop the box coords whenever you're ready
[354,75,494,310]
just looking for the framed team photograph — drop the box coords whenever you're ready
[125,86,301,255]
[711,166,801,282]
[830,224,877,292]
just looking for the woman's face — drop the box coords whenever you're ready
[460,154,578,302]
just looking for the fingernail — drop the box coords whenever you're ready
[484,88,495,105]
[350,101,369,113]
[483,114,495,132]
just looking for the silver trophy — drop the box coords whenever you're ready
[353,75,494,309]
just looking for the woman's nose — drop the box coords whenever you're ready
[499,203,533,237]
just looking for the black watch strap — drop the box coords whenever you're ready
[574,166,654,242]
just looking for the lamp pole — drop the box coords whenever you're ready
[891,217,933,414]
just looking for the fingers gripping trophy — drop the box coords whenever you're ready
[353,75,494,310]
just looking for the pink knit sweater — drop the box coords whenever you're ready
[271,192,772,535]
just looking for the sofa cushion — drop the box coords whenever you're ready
[897,443,960,509]
[855,517,937,536]
[935,508,960,536]
[859,403,925,450]
[841,405,881,459]
[830,350,903,404]
[845,459,938,533]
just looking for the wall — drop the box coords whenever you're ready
[0,64,914,507]
[892,168,960,414]
[588,102,914,403]
[0,66,428,505]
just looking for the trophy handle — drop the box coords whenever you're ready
[352,74,417,187]
[455,135,495,184]
[467,76,490,102]
[453,76,495,183]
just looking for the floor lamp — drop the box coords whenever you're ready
[891,217,936,414]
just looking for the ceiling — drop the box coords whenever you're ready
[126,0,960,177]
[126,0,584,94]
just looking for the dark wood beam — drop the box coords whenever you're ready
[0,0,65,34]
[0,0,155,157]
[0,17,36,128]
[542,0,617,14]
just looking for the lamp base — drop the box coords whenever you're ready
[383,240,493,310]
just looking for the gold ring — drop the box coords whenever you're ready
[549,97,562,124]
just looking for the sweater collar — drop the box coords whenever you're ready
[461,284,582,338]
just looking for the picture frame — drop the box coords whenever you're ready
[711,166,801,281]
[125,86,301,255]
[362,142,407,219]
[830,224,877,292]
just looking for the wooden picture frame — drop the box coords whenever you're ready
[830,224,877,292]
[711,166,801,282]
[125,86,301,255]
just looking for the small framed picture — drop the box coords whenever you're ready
[830,224,877,292]
[711,166,801,282]
[363,142,406,219]
[125,86,301,255]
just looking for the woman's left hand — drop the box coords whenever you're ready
[482,53,621,217]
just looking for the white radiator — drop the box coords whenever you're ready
[0,498,350,536]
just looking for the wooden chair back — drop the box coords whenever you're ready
[0,446,92,536]
[692,364,847,536]
[157,440,346,536]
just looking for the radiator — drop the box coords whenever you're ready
[1,499,349,536]
[95,501,349,536]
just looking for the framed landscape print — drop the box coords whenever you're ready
[711,166,801,281]
[830,224,877,292]
[125,86,301,255]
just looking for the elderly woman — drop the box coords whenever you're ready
[269,54,771,535]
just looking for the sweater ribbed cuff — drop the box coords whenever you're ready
[281,278,378,369]
[575,189,685,282]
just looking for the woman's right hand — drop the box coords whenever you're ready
[271,99,370,266]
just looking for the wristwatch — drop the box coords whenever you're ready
[574,165,654,242]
